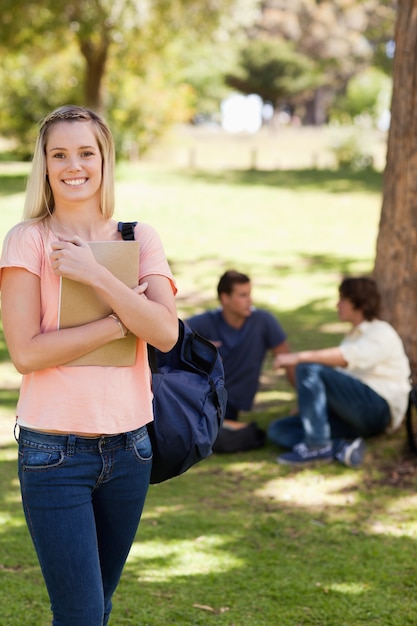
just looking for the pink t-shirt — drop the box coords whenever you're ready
[0,220,176,434]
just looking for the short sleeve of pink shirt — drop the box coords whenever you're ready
[0,220,177,434]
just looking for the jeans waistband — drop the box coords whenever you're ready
[17,425,147,453]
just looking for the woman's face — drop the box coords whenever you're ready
[45,120,102,210]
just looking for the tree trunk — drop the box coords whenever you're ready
[80,36,109,114]
[373,0,417,381]
[303,87,330,125]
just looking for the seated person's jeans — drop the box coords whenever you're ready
[268,363,391,451]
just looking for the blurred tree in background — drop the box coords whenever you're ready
[329,66,392,125]
[225,38,321,110]
[243,0,396,124]
[0,0,396,157]
[0,0,258,157]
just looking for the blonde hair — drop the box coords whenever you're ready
[23,105,115,220]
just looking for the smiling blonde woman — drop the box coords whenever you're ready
[0,105,178,626]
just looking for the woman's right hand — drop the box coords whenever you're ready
[50,237,99,284]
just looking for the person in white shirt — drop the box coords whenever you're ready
[268,276,411,467]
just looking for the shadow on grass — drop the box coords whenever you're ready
[172,250,371,321]
[0,389,19,410]
[1,429,417,625]
[115,441,417,625]
[0,174,27,196]
[119,164,383,195]
[0,328,12,363]
[182,166,383,194]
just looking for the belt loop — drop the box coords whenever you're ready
[14,421,20,443]
[125,431,133,450]
[67,434,76,456]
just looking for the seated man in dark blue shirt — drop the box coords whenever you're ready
[186,270,295,423]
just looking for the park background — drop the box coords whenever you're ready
[2,2,417,625]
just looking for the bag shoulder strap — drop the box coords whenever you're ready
[147,344,158,373]
[118,221,138,241]
[118,220,158,370]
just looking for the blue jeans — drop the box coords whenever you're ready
[268,363,391,451]
[17,426,152,626]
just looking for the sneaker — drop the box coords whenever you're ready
[335,438,365,467]
[277,442,333,466]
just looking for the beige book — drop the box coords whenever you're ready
[59,241,140,366]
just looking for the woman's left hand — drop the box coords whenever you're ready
[133,282,148,298]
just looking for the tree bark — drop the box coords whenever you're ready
[304,87,331,125]
[374,0,417,381]
[80,36,109,114]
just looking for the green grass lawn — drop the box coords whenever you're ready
[1,156,417,626]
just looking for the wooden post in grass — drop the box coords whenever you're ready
[250,147,257,170]
[188,146,196,170]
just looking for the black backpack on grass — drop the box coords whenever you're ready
[405,386,417,454]
[213,421,266,453]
